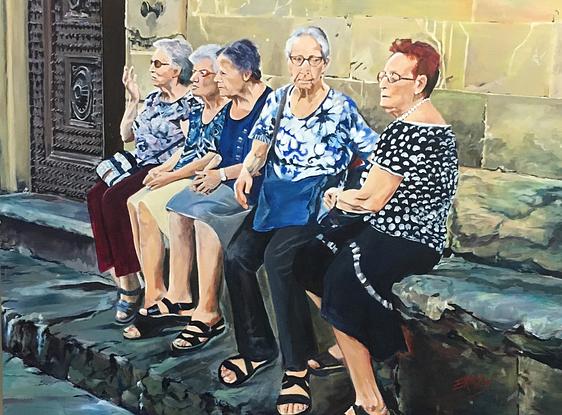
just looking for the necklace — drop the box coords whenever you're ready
[397,97,430,121]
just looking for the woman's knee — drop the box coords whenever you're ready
[138,201,156,227]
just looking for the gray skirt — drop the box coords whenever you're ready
[166,184,251,249]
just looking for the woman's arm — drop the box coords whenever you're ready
[144,152,217,189]
[120,66,141,143]
[336,165,403,214]
[233,140,269,208]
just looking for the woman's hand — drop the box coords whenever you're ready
[192,169,221,194]
[335,189,372,214]
[234,166,253,209]
[122,66,140,103]
[323,187,343,210]
[145,171,176,190]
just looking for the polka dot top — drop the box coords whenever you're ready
[361,120,459,253]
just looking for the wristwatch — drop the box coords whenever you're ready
[219,168,227,182]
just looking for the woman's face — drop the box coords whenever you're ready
[214,55,247,98]
[288,35,327,91]
[190,58,219,100]
[150,48,181,88]
[379,52,426,115]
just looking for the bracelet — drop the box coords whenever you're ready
[219,168,227,182]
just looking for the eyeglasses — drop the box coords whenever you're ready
[377,71,416,84]
[191,69,215,78]
[150,59,170,69]
[289,55,325,67]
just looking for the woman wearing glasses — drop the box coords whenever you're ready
[87,38,198,325]
[122,44,228,339]
[218,27,378,415]
[294,39,459,415]
[124,40,272,351]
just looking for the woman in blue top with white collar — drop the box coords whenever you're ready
[218,26,378,415]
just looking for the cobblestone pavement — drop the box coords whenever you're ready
[3,352,133,415]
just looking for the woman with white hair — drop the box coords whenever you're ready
[218,27,378,415]
[87,37,197,325]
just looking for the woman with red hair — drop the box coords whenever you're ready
[295,39,459,415]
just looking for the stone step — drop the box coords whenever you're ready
[0,193,98,272]
[1,249,401,415]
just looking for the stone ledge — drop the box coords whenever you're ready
[0,193,92,237]
[394,256,562,368]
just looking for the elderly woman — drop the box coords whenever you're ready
[218,27,378,415]
[124,40,271,351]
[87,38,197,324]
[121,44,227,338]
[294,39,459,415]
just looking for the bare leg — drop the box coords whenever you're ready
[173,220,222,348]
[166,212,195,306]
[137,201,166,307]
[127,200,142,262]
[334,327,387,415]
[305,292,344,368]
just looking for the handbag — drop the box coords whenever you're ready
[96,137,183,187]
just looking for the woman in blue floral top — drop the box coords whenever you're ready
[218,27,378,415]
[87,38,198,324]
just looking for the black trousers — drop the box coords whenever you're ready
[224,208,320,371]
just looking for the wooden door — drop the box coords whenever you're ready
[28,0,125,199]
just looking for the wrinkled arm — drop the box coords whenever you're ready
[120,99,140,143]
[243,140,269,176]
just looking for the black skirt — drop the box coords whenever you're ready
[294,221,440,361]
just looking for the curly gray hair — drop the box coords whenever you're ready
[189,44,222,72]
[285,26,330,60]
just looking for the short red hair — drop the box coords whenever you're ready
[389,39,440,97]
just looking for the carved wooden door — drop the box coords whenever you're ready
[28,0,125,200]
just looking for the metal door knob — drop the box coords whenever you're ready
[140,1,164,18]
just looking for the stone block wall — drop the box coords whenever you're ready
[125,0,562,269]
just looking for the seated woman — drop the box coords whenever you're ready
[124,40,271,352]
[86,37,197,324]
[218,27,378,415]
[123,44,227,335]
[294,39,459,415]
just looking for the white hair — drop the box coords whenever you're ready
[285,26,330,60]
[153,38,193,85]
[189,44,222,72]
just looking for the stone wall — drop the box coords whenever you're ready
[0,0,30,192]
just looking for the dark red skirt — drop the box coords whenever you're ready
[86,165,155,276]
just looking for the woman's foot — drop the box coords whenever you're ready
[171,310,224,351]
[307,344,345,376]
[115,274,142,324]
[218,355,274,387]
[138,297,194,318]
[276,369,311,415]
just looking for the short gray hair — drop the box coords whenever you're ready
[285,26,330,60]
[153,38,193,85]
[189,44,222,72]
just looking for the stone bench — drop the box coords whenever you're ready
[390,167,562,415]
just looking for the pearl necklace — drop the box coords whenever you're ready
[396,97,431,121]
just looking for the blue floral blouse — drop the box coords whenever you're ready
[132,89,200,165]
[250,84,378,181]
[174,103,228,171]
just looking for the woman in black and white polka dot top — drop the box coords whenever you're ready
[294,39,459,415]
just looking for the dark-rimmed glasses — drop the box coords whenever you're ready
[191,69,216,78]
[377,71,416,83]
[289,55,325,67]
[150,59,171,69]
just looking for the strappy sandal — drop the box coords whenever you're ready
[276,372,312,415]
[170,317,225,355]
[347,403,389,415]
[308,350,345,377]
[115,287,142,325]
[218,354,276,388]
[141,297,194,323]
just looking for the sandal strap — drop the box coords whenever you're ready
[281,373,310,391]
[116,299,135,313]
[145,298,194,317]
[117,287,141,296]
[276,393,311,406]
[221,356,253,380]
[311,350,344,369]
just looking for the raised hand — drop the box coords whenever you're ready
[122,65,140,102]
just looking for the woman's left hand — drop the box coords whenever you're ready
[193,169,221,194]
[336,189,372,214]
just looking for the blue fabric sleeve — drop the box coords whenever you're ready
[341,97,378,161]
[248,85,288,144]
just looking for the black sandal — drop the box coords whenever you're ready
[308,350,345,377]
[276,372,312,415]
[170,318,226,354]
[115,287,142,325]
[347,404,389,415]
[142,297,194,323]
[218,354,276,388]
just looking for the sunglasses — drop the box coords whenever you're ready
[150,59,171,69]
[191,69,216,78]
